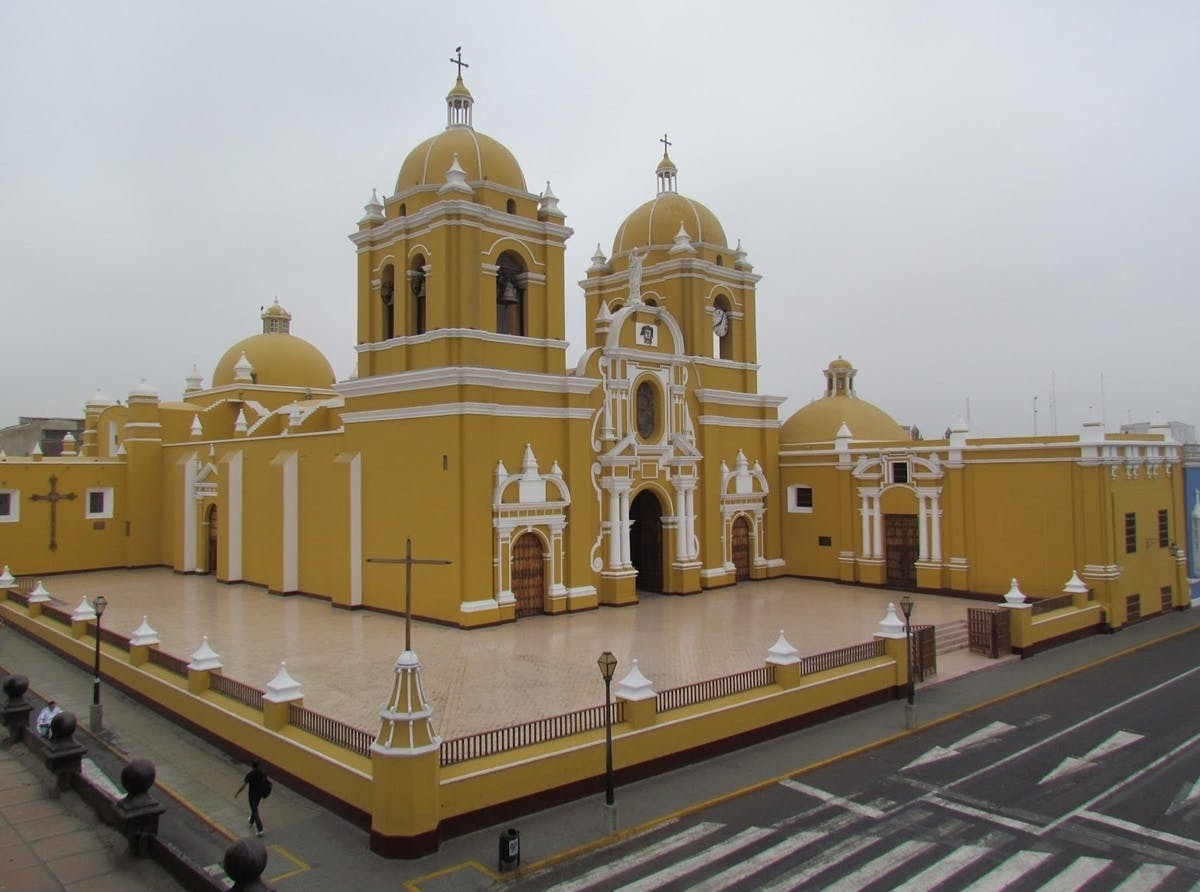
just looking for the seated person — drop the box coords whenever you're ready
[36,700,62,738]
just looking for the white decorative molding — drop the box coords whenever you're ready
[342,403,595,424]
[697,415,781,429]
[221,450,243,581]
[337,364,597,398]
[459,598,500,614]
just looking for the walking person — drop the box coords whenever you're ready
[234,758,270,836]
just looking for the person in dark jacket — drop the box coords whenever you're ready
[234,758,268,836]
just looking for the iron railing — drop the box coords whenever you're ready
[799,639,886,676]
[440,701,625,767]
[1030,594,1076,616]
[288,704,376,758]
[658,665,775,712]
[147,647,190,676]
[210,674,265,711]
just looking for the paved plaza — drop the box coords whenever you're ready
[17,569,989,738]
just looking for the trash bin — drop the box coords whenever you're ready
[498,827,520,871]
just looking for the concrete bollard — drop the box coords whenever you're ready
[115,758,167,856]
[224,836,272,891]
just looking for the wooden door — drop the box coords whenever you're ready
[206,503,218,576]
[511,532,545,618]
[731,516,751,581]
[884,514,918,588]
[630,491,663,593]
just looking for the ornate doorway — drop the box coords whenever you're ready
[205,503,218,576]
[731,515,751,581]
[630,490,664,592]
[885,514,918,588]
[511,532,545,617]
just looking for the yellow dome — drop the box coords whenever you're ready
[781,358,908,443]
[396,127,527,193]
[781,397,909,444]
[612,191,727,255]
[212,333,335,390]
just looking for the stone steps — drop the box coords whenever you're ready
[935,618,970,654]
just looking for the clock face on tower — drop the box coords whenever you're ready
[712,307,730,337]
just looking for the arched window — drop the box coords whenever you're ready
[716,255,724,267]
[635,380,657,440]
[506,198,517,214]
[712,294,733,360]
[409,255,426,335]
[398,203,407,217]
[496,251,526,336]
[380,265,395,340]
[644,298,658,307]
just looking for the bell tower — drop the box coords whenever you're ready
[349,59,573,379]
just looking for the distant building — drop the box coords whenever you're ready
[0,417,84,458]
[1121,419,1196,445]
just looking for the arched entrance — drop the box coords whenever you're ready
[205,503,218,576]
[511,532,546,617]
[630,490,664,592]
[731,515,751,581]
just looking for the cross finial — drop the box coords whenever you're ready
[660,132,672,155]
[450,46,469,78]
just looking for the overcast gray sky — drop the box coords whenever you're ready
[2,1,1197,440]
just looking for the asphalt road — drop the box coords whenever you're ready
[513,629,1200,891]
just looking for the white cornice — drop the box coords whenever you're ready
[697,415,781,429]
[695,389,786,409]
[579,255,761,290]
[342,403,594,424]
[337,364,600,399]
[351,199,573,249]
[192,384,340,400]
[353,327,569,355]
[691,357,763,373]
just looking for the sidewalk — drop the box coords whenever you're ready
[1,607,1197,891]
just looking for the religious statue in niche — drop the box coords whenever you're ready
[628,247,646,304]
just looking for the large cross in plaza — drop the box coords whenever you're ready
[367,538,451,652]
[29,475,76,552]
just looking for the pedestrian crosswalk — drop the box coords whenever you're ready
[535,816,1190,892]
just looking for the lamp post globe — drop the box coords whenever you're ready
[597,651,617,807]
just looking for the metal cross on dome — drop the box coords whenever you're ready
[449,46,469,78]
[367,538,451,653]
[660,133,672,154]
[30,475,77,552]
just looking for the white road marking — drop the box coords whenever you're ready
[1041,728,1200,834]
[684,831,825,892]
[779,779,887,819]
[1036,855,1111,890]
[960,850,1053,892]
[905,721,1017,770]
[1078,810,1200,854]
[819,840,934,892]
[614,826,773,892]
[1039,730,1144,785]
[944,664,1200,795]
[927,795,1042,834]
[1166,776,1200,815]
[756,834,881,892]
[1110,862,1176,891]
[890,844,993,892]
[543,822,724,892]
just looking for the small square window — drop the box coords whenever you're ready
[85,487,113,520]
[818,535,832,547]
[788,485,813,513]
[0,490,17,523]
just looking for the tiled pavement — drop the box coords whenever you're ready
[0,743,170,891]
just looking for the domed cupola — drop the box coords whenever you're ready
[212,302,336,391]
[781,358,909,444]
[612,140,728,257]
[394,56,527,196]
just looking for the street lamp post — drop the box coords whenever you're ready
[91,595,108,731]
[597,651,617,826]
[899,595,915,727]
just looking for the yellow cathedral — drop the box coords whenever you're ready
[0,72,1189,632]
